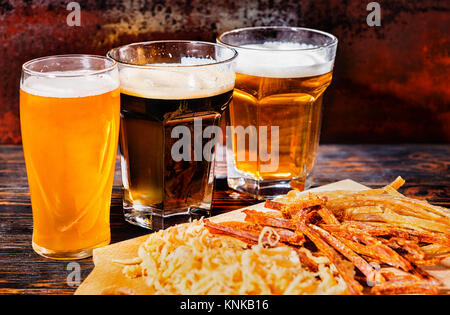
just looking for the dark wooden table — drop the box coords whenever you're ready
[0,144,449,295]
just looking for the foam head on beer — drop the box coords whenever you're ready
[235,42,333,78]
[119,57,235,99]
[116,55,236,221]
[225,39,336,197]
[21,72,119,98]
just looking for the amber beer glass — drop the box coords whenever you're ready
[108,41,236,230]
[20,55,120,259]
[218,27,338,199]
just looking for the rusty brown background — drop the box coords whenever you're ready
[1,0,449,144]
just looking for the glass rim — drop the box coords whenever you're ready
[217,26,338,52]
[22,54,118,78]
[107,40,238,69]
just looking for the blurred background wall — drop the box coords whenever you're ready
[1,0,449,144]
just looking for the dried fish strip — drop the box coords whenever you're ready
[322,224,413,271]
[243,209,295,230]
[339,221,450,247]
[204,220,304,246]
[293,211,364,295]
[310,224,381,284]
[371,279,439,295]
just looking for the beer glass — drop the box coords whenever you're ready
[20,55,120,259]
[108,41,236,230]
[218,27,338,199]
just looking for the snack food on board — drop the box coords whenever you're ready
[204,177,449,295]
[100,177,449,295]
[115,220,348,295]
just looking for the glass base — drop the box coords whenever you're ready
[124,204,210,231]
[32,239,110,261]
[227,176,313,200]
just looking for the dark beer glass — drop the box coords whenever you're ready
[108,41,236,230]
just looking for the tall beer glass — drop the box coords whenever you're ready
[108,41,236,230]
[20,55,120,260]
[218,27,338,199]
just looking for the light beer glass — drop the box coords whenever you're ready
[108,41,236,230]
[218,27,338,199]
[20,55,120,260]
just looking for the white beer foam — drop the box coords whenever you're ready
[21,72,119,98]
[235,42,333,78]
[120,57,235,100]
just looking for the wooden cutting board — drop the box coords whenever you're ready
[75,180,449,295]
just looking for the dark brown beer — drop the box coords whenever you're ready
[108,40,237,230]
[120,90,233,219]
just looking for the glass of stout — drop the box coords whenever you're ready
[108,41,237,230]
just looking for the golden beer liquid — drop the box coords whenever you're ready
[230,71,333,190]
[20,88,120,256]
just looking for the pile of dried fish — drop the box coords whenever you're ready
[205,177,450,295]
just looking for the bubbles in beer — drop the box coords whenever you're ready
[235,42,333,78]
[119,57,235,100]
[21,72,119,98]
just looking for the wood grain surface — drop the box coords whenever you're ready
[0,144,449,295]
